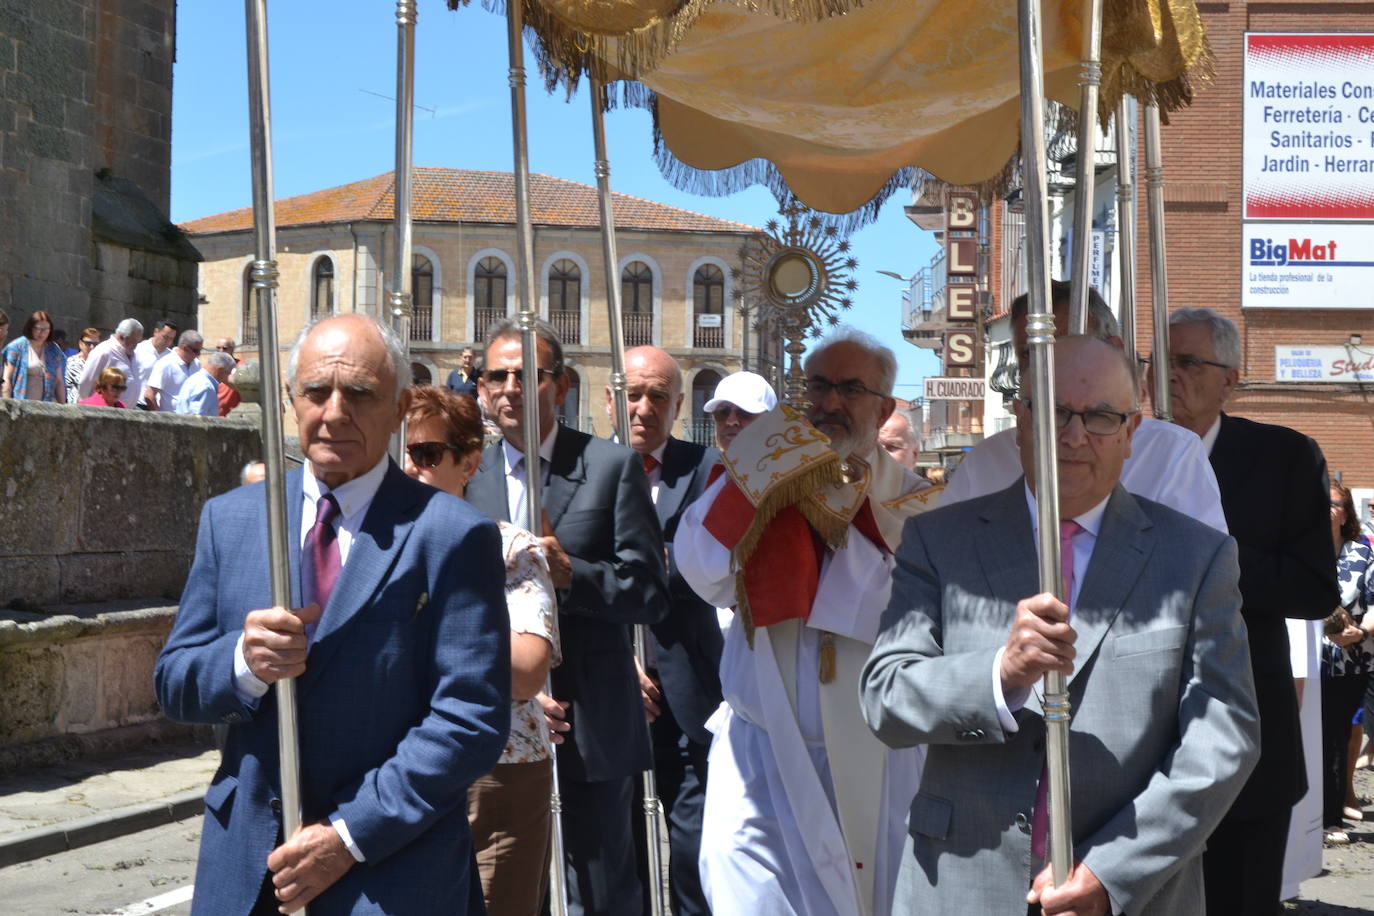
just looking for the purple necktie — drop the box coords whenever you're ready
[1031,518,1084,861]
[305,492,341,615]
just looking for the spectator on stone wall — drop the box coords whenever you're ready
[214,337,242,416]
[144,330,203,411]
[78,367,130,408]
[1,311,68,402]
[131,319,178,408]
[78,318,142,400]
[176,351,235,417]
[66,327,102,404]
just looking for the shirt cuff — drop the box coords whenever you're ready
[330,811,366,863]
[992,647,1030,733]
[232,633,270,702]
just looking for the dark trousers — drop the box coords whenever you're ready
[1202,807,1292,915]
[1321,672,1370,827]
[634,698,712,916]
[561,773,641,916]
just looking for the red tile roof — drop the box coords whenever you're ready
[180,167,759,235]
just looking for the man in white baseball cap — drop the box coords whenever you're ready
[703,371,777,452]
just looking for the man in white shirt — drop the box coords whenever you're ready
[131,318,177,408]
[943,281,1226,533]
[175,351,235,416]
[145,330,203,411]
[77,318,143,399]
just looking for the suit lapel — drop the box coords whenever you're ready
[466,442,510,523]
[542,426,584,529]
[287,468,304,608]
[976,481,1040,611]
[300,463,421,691]
[1207,413,1248,492]
[1067,486,1154,688]
[654,437,695,527]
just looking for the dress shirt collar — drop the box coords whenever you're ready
[1200,415,1222,456]
[1022,483,1111,538]
[501,424,559,476]
[303,453,390,524]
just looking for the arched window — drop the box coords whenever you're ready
[241,263,258,346]
[411,254,434,341]
[557,367,582,431]
[690,369,723,446]
[621,261,653,346]
[548,258,581,344]
[410,362,432,386]
[474,256,507,343]
[311,256,334,320]
[693,263,725,348]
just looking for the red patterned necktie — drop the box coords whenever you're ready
[305,492,341,614]
[1031,518,1085,861]
[643,453,660,474]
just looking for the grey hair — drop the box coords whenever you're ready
[888,411,918,443]
[1169,307,1241,369]
[1010,280,1120,341]
[286,315,412,399]
[485,317,565,373]
[1019,335,1142,411]
[178,329,204,349]
[205,351,236,372]
[803,326,898,396]
[115,318,144,339]
[239,461,265,486]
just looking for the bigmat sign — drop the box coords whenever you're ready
[1243,33,1374,221]
[1243,223,1374,308]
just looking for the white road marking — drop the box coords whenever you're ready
[94,884,195,915]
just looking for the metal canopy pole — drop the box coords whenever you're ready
[1143,103,1172,419]
[1114,97,1138,360]
[243,2,304,907]
[1017,0,1072,887]
[389,0,417,462]
[589,72,668,916]
[505,7,568,916]
[1067,0,1104,334]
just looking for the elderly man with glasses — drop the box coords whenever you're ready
[1153,307,1339,916]
[676,327,938,916]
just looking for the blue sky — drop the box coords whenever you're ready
[170,3,942,396]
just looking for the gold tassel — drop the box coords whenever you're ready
[818,630,836,684]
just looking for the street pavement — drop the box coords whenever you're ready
[4,739,1374,913]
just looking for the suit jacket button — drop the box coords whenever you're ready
[269,798,282,813]
[971,728,986,739]
[1015,813,1031,834]
[223,712,242,724]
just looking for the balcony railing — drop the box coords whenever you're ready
[549,309,580,345]
[409,304,433,341]
[622,311,653,347]
[693,324,724,348]
[685,417,716,447]
[473,307,504,343]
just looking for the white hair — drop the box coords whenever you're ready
[115,318,143,339]
[1169,307,1241,369]
[286,315,412,399]
[205,351,236,372]
[803,326,898,395]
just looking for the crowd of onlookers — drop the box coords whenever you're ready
[0,308,241,416]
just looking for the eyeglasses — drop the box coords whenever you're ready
[216,346,234,352]
[803,377,886,402]
[483,367,558,386]
[711,405,755,422]
[1021,398,1136,436]
[406,441,464,468]
[186,346,203,354]
[1141,354,1233,374]
[80,339,98,347]
[108,384,127,392]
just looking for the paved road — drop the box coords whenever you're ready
[3,819,196,916]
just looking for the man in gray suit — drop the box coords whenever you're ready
[861,336,1260,915]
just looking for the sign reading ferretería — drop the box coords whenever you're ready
[1275,346,1374,382]
[1243,223,1374,308]
[923,377,986,401]
[1243,33,1374,220]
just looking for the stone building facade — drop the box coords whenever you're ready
[183,168,768,441]
[0,0,200,336]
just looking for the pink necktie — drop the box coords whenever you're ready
[305,493,341,615]
[1031,518,1085,860]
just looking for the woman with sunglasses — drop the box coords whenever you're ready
[78,367,130,408]
[403,385,559,916]
[1,310,67,402]
[65,327,102,404]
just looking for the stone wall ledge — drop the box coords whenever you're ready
[0,600,177,648]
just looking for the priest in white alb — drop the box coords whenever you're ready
[675,329,940,916]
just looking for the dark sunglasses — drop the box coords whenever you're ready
[80,339,98,347]
[406,441,464,468]
[483,367,558,386]
[109,384,127,392]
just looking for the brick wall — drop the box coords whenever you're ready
[1132,2,1374,486]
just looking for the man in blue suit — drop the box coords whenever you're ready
[607,345,722,916]
[155,314,511,915]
